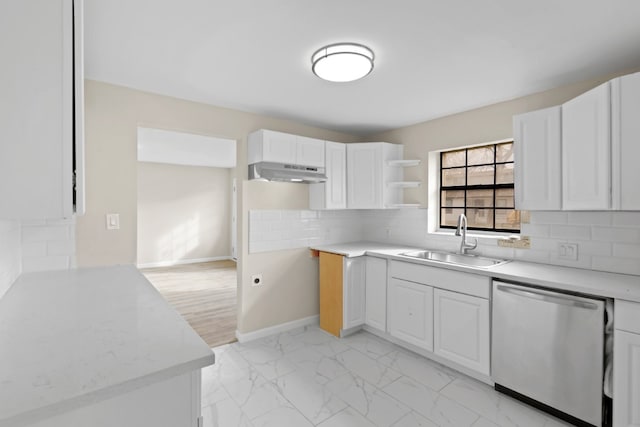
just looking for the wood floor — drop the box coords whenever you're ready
[141,260,238,348]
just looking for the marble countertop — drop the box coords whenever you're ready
[311,241,640,302]
[0,265,215,427]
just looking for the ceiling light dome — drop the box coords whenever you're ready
[311,43,374,83]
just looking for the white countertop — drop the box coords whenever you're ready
[0,265,215,427]
[312,241,640,302]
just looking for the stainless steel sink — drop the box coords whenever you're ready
[400,250,510,268]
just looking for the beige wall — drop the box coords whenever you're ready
[137,162,231,266]
[79,80,359,334]
[368,68,640,207]
[240,181,320,332]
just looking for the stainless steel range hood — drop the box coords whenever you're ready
[248,162,327,183]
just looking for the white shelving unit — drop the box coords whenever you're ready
[388,160,421,167]
[388,159,421,208]
[388,181,421,188]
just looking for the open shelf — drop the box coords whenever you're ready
[387,159,421,167]
[388,181,421,188]
[386,203,421,208]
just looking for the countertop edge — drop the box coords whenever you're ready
[0,352,215,427]
[312,242,640,303]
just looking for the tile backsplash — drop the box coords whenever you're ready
[249,210,364,253]
[0,220,21,299]
[249,208,640,275]
[21,218,76,273]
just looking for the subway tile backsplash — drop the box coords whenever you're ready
[21,218,76,273]
[249,209,640,275]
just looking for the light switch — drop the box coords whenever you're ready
[106,213,120,230]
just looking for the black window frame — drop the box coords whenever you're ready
[439,141,520,233]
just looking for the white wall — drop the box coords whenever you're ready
[137,162,232,267]
[0,220,21,299]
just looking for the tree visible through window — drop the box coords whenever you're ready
[440,141,520,232]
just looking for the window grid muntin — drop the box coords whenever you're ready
[440,141,519,233]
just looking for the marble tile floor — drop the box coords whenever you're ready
[201,326,572,427]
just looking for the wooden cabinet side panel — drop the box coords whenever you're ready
[319,252,343,337]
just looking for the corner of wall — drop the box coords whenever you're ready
[0,220,22,299]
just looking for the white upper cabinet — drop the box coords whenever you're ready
[346,142,403,209]
[0,0,84,219]
[562,82,612,210]
[612,72,640,210]
[248,129,325,167]
[513,106,562,210]
[309,141,347,210]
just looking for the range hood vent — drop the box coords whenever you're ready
[248,162,327,183]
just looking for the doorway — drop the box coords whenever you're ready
[135,127,238,348]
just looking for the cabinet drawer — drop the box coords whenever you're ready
[616,300,640,334]
[389,261,490,299]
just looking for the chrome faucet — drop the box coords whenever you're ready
[455,213,477,255]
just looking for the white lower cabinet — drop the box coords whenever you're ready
[433,288,490,376]
[614,300,640,427]
[343,257,366,330]
[388,278,434,351]
[365,256,387,332]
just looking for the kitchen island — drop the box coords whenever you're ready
[0,265,214,427]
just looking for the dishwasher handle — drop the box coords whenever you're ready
[495,284,601,310]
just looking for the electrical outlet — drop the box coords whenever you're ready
[251,274,263,287]
[558,243,578,260]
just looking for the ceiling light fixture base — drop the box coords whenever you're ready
[311,43,374,83]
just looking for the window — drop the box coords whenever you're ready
[440,141,520,232]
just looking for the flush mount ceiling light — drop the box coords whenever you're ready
[311,43,374,83]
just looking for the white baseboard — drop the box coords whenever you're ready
[235,315,319,343]
[137,256,234,269]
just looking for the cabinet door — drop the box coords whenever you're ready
[513,106,562,210]
[0,0,76,219]
[365,256,387,332]
[562,83,611,210]
[309,141,346,210]
[326,142,347,209]
[296,136,325,167]
[263,130,297,164]
[388,278,433,351]
[347,143,382,209]
[613,329,640,427]
[343,257,366,330]
[612,72,640,210]
[433,289,489,376]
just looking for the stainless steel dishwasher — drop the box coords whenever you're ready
[492,280,608,427]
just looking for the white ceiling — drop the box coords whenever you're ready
[84,0,640,136]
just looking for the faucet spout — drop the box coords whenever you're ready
[455,213,477,254]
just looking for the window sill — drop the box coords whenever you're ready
[430,229,520,240]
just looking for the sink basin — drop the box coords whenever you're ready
[400,250,510,268]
